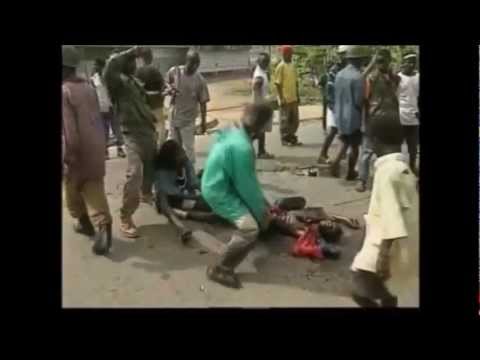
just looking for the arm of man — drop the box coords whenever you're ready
[197,76,210,134]
[274,63,285,106]
[62,87,80,170]
[362,51,377,79]
[155,191,192,242]
[253,76,264,103]
[227,145,267,225]
[103,46,139,99]
[352,76,366,112]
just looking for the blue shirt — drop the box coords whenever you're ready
[334,64,364,135]
[153,159,199,197]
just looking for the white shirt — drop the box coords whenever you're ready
[91,73,112,113]
[351,153,419,294]
[397,72,419,126]
[252,65,269,100]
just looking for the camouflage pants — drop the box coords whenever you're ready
[120,135,157,219]
[279,102,299,141]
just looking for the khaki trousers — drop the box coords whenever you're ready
[120,136,157,219]
[279,101,300,141]
[64,177,112,227]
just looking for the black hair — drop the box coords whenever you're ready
[244,101,274,131]
[94,58,106,68]
[154,139,184,170]
[257,52,270,64]
[377,48,392,59]
[319,221,343,243]
[370,116,404,146]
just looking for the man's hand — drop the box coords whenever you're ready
[200,122,207,135]
[179,228,193,244]
[260,211,273,232]
[376,253,391,280]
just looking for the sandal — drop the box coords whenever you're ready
[258,152,275,159]
[206,266,242,289]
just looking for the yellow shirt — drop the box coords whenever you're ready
[351,153,419,298]
[274,61,298,104]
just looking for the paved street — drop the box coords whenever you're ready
[62,78,419,308]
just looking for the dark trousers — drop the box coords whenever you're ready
[351,270,397,307]
[402,125,419,171]
[102,111,124,147]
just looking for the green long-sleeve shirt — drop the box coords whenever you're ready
[201,125,266,224]
[103,49,156,139]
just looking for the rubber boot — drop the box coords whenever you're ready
[352,294,379,308]
[92,223,112,256]
[73,214,95,237]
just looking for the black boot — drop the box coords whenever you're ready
[73,215,95,237]
[92,223,112,256]
[380,295,398,308]
[117,146,126,158]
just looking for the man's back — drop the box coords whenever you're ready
[201,125,266,223]
[366,70,400,121]
[62,78,106,180]
[334,64,364,135]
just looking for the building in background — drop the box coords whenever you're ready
[73,45,273,78]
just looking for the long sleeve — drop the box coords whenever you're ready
[62,87,80,166]
[226,144,266,223]
[103,48,136,100]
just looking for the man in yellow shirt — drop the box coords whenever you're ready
[275,45,302,146]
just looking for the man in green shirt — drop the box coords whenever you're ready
[104,46,158,238]
[202,102,274,289]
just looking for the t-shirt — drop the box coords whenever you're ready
[397,72,419,126]
[351,153,419,295]
[365,69,400,121]
[201,125,266,224]
[136,64,165,110]
[334,64,364,135]
[274,61,298,104]
[252,65,269,101]
[167,66,210,128]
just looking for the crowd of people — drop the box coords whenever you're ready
[62,44,419,307]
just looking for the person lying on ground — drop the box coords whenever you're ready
[268,203,360,242]
[153,139,216,243]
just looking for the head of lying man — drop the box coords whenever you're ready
[318,219,343,243]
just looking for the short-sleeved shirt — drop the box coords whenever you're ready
[274,61,298,104]
[334,64,364,135]
[397,72,419,126]
[351,153,419,291]
[365,69,400,130]
[167,66,210,128]
[136,64,165,110]
[201,125,266,224]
